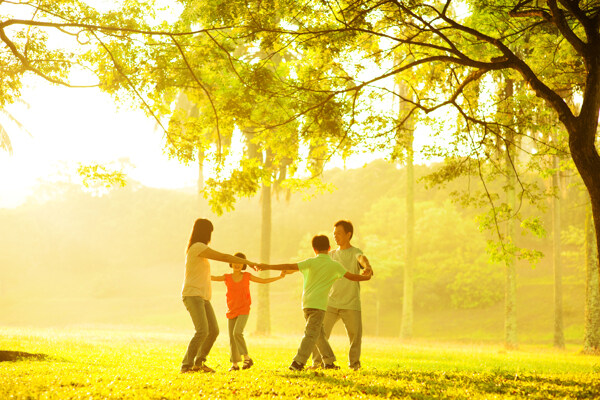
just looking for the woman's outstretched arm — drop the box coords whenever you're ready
[199,247,258,268]
[257,263,299,271]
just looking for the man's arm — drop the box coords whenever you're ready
[357,254,373,276]
[344,269,372,282]
[249,270,288,283]
[257,263,299,271]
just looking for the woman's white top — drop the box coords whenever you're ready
[181,242,211,300]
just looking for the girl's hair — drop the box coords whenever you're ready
[229,252,247,270]
[187,218,214,250]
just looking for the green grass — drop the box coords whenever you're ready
[1,327,599,399]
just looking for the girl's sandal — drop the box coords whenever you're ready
[242,358,254,370]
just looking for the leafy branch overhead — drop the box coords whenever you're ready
[2,1,600,264]
[179,0,600,260]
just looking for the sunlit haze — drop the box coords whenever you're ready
[0,77,405,208]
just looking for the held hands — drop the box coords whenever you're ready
[357,254,373,277]
[256,263,269,271]
[246,261,260,271]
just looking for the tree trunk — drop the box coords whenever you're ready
[505,160,518,349]
[568,127,600,355]
[396,75,415,340]
[574,162,600,309]
[255,149,273,335]
[565,65,600,315]
[584,203,600,353]
[240,127,272,335]
[552,153,565,348]
[401,134,414,339]
[503,79,518,350]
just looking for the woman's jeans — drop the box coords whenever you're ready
[182,296,219,368]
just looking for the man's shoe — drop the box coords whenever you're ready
[306,363,322,370]
[180,367,193,374]
[242,358,254,370]
[192,363,215,373]
[349,362,361,371]
[323,363,340,370]
[289,361,305,371]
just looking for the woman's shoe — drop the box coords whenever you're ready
[229,365,240,371]
[242,358,254,370]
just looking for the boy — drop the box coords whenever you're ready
[257,235,372,371]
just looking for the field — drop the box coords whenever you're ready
[1,327,599,399]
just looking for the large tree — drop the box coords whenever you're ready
[177,0,600,310]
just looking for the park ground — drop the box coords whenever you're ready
[1,327,599,399]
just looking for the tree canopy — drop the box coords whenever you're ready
[2,0,599,263]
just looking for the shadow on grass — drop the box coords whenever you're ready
[0,350,48,362]
[279,369,600,399]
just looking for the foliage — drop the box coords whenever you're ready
[1,328,600,399]
[148,0,600,272]
[0,1,170,104]
[362,198,504,309]
[78,163,127,190]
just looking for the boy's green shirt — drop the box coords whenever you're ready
[297,253,347,310]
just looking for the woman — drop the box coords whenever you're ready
[181,218,258,373]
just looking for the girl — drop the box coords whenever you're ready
[212,252,287,371]
[181,219,259,374]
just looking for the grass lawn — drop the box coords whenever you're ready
[1,327,599,399]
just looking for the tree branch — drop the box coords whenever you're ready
[169,35,222,163]
[0,19,234,37]
[93,34,173,147]
[0,25,96,88]
[547,0,588,58]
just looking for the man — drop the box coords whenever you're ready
[311,220,373,371]
[258,234,372,371]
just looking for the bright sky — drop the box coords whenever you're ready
[0,76,201,208]
[0,1,437,209]
[0,76,393,209]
